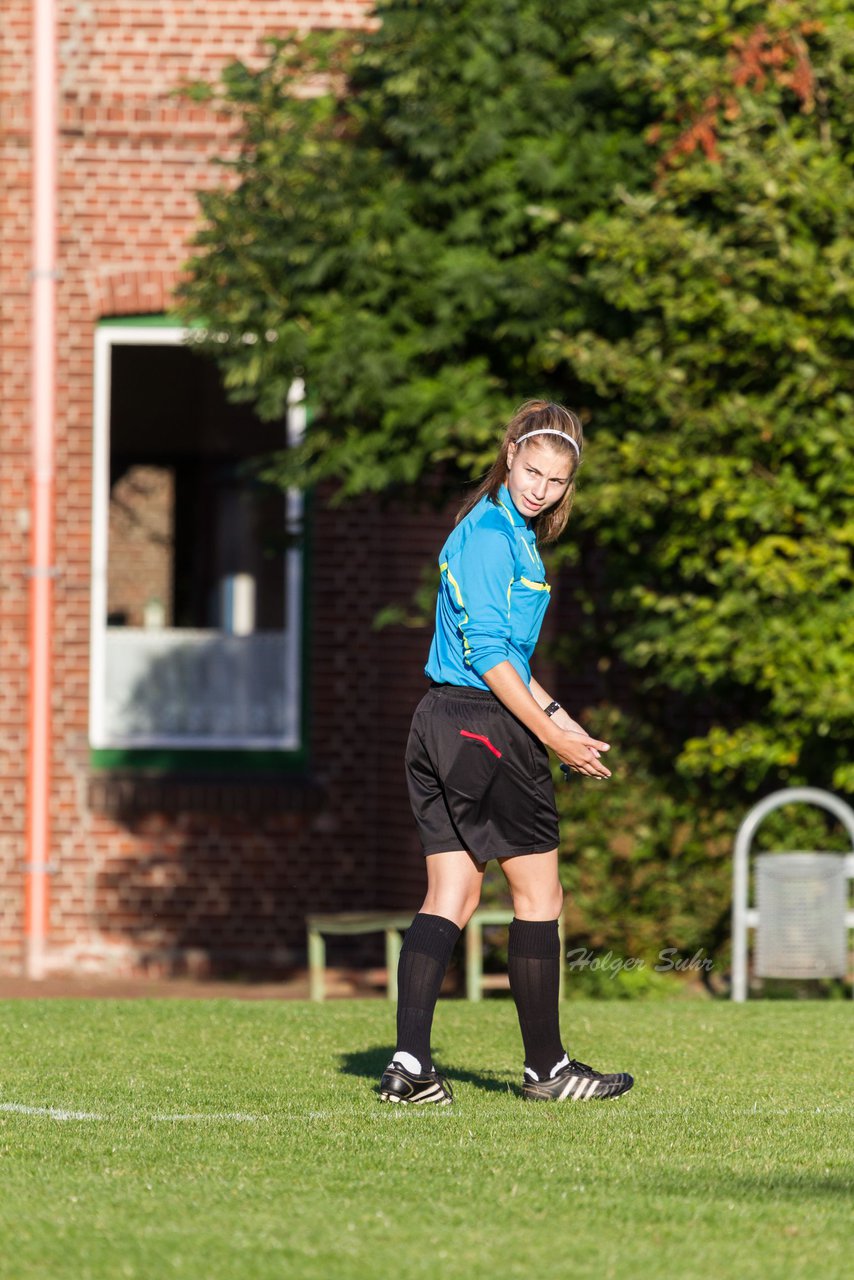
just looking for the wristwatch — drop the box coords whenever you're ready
[544,701,561,718]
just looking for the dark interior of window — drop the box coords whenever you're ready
[108,344,287,631]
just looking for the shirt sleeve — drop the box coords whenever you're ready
[448,522,515,677]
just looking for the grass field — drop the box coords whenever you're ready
[0,998,850,1280]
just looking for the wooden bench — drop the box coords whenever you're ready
[306,912,414,1002]
[306,909,566,1002]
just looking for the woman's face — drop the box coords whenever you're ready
[506,440,571,518]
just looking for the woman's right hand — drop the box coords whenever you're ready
[547,727,612,779]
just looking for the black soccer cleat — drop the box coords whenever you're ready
[522,1058,634,1102]
[379,1061,454,1105]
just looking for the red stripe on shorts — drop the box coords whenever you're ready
[459,729,502,759]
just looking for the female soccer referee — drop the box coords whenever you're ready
[379,400,634,1105]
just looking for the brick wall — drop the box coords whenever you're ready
[107,465,174,627]
[0,1,602,978]
[1,0,417,978]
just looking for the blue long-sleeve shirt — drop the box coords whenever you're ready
[425,483,551,689]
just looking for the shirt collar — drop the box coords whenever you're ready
[496,483,528,530]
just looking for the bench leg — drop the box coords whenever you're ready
[385,930,402,1002]
[466,918,483,1002]
[308,928,326,1002]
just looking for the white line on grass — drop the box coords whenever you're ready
[151,1113,261,1122]
[0,1102,264,1123]
[0,1103,102,1121]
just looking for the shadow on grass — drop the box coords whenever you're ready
[648,1170,853,1202]
[339,1046,517,1095]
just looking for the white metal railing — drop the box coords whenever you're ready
[731,788,854,1000]
[98,628,295,748]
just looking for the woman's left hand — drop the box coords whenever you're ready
[549,711,611,778]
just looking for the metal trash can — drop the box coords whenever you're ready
[754,852,847,979]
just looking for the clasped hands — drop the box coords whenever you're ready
[545,712,611,780]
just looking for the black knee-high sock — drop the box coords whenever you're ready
[394,912,461,1072]
[508,917,566,1080]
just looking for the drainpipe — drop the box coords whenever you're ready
[25,0,57,979]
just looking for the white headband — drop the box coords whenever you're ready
[515,428,580,457]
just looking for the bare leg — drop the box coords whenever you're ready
[421,848,486,927]
[498,847,563,921]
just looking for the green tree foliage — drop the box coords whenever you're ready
[180,0,853,967]
[548,0,854,799]
[179,0,648,489]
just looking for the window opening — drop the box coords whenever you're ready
[90,326,304,749]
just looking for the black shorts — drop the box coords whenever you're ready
[405,683,560,863]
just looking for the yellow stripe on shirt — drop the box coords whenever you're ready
[440,562,473,658]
